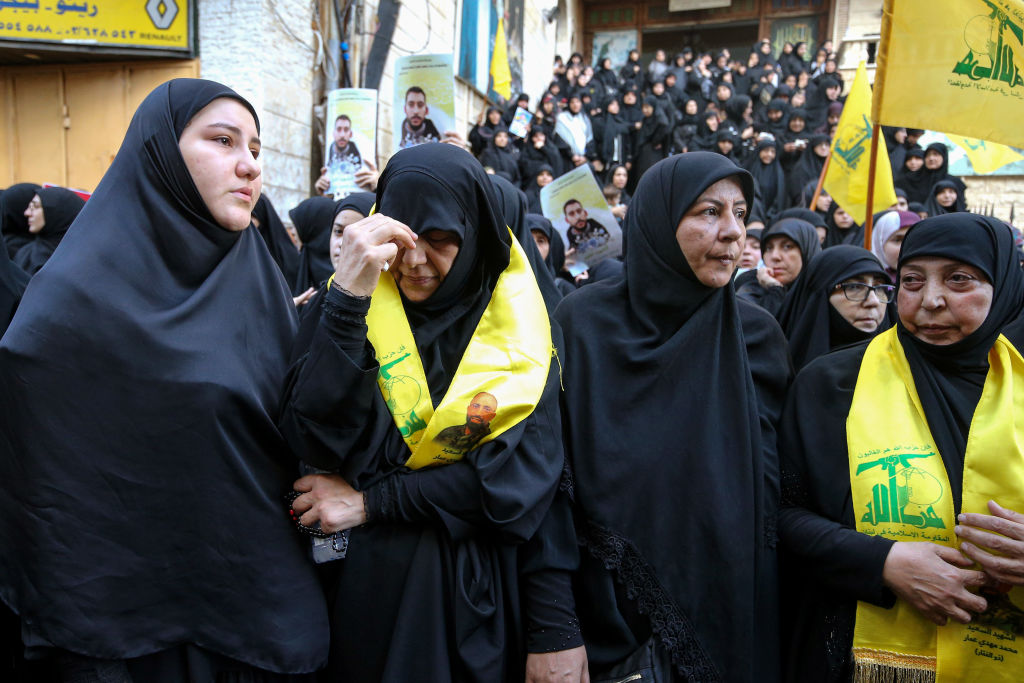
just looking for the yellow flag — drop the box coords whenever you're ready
[823,62,898,226]
[875,0,1024,149]
[489,17,512,101]
[946,134,1024,174]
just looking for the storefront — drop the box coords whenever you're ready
[584,0,833,67]
[0,0,197,190]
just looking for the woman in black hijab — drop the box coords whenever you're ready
[776,246,893,370]
[785,133,830,207]
[527,212,574,298]
[745,138,786,223]
[737,216,822,317]
[923,141,968,200]
[15,187,84,274]
[290,195,337,295]
[469,105,504,156]
[558,152,790,682]
[478,125,521,185]
[279,143,579,682]
[0,79,327,680]
[252,194,300,286]
[631,97,670,183]
[0,182,40,258]
[519,127,563,187]
[779,214,1024,682]
[894,145,931,204]
[823,201,864,247]
[0,227,28,334]
[924,178,968,216]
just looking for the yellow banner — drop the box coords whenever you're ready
[823,62,898,226]
[947,134,1024,174]
[875,0,1024,149]
[489,16,512,101]
[0,0,190,51]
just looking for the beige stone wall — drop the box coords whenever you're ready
[962,176,1024,223]
[199,0,316,220]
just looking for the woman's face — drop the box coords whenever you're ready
[833,207,854,228]
[612,166,628,188]
[606,99,620,114]
[905,156,924,172]
[897,195,909,211]
[717,139,734,154]
[674,177,747,288]
[537,170,553,187]
[883,226,909,269]
[796,43,807,57]
[494,131,509,148]
[487,109,502,125]
[790,92,806,108]
[814,140,830,157]
[685,99,698,115]
[652,82,665,95]
[179,98,262,232]
[936,187,958,207]
[655,49,666,61]
[817,192,833,212]
[797,71,809,87]
[898,257,994,345]
[330,208,367,271]
[815,226,827,244]
[758,146,776,164]
[830,273,890,332]
[924,149,944,170]
[24,193,45,234]
[763,235,803,285]
[531,229,550,260]
[705,115,719,131]
[642,103,655,117]
[532,131,546,147]
[739,236,761,268]
[393,229,461,302]
[789,116,806,133]
[623,91,637,105]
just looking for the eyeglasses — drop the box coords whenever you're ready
[832,282,896,303]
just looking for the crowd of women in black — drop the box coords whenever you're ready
[1,68,1023,683]
[468,42,972,234]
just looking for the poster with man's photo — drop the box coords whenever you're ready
[325,88,377,199]
[392,54,455,154]
[540,164,622,271]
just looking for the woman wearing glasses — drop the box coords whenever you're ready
[777,214,1024,682]
[775,245,895,371]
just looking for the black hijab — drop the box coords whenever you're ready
[896,214,1024,510]
[786,133,830,204]
[924,178,967,215]
[556,152,771,681]
[745,139,785,221]
[0,182,39,258]
[488,174,562,312]
[526,212,566,282]
[895,145,930,204]
[290,195,338,294]
[764,216,822,267]
[0,230,28,335]
[251,194,300,286]
[0,79,328,671]
[823,201,865,248]
[776,245,892,369]
[479,125,520,184]
[13,186,84,275]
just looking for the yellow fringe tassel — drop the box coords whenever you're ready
[852,648,936,683]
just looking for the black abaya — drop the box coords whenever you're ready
[557,152,789,681]
[0,79,328,676]
[279,143,576,682]
[13,187,83,275]
[778,214,1024,682]
[252,194,300,286]
[290,196,338,294]
[0,183,39,259]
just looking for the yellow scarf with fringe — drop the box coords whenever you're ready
[848,327,1024,681]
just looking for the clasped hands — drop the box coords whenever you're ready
[883,500,1024,626]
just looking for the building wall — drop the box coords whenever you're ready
[199,0,316,219]
[350,0,562,170]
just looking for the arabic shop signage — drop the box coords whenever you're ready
[0,0,190,52]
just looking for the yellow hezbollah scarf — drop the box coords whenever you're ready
[847,327,1024,681]
[356,228,552,470]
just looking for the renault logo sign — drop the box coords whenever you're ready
[146,0,179,30]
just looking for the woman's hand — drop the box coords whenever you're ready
[756,266,782,288]
[291,473,367,533]
[957,500,1024,586]
[611,204,627,219]
[525,646,590,683]
[332,214,417,297]
[882,542,988,625]
[354,159,379,192]
[292,287,316,307]
[315,166,331,195]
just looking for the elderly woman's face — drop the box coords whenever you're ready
[179,98,262,231]
[674,177,746,288]
[393,229,461,302]
[829,273,890,332]
[898,256,993,345]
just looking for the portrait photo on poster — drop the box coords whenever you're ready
[393,53,456,153]
[540,164,622,271]
[325,88,378,199]
[434,391,499,453]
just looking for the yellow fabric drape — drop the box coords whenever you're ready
[848,327,1024,681]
